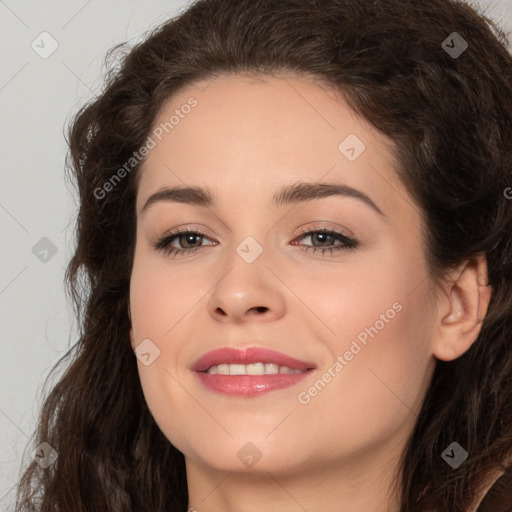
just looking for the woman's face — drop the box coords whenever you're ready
[129,73,438,476]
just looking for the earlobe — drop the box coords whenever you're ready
[432,254,492,361]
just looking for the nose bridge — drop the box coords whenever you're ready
[215,204,291,283]
[219,231,269,288]
[215,200,275,264]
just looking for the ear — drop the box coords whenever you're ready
[432,254,492,361]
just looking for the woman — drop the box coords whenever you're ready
[14,0,512,510]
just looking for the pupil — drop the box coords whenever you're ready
[184,234,200,247]
[315,233,329,246]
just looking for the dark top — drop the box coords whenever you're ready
[477,469,512,512]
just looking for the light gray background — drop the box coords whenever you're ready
[1,1,511,509]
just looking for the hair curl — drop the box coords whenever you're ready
[13,0,512,510]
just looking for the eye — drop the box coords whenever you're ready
[152,228,216,257]
[292,227,359,255]
[152,226,359,258]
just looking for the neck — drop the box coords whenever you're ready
[185,437,405,512]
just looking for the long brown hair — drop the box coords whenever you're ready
[13,0,512,510]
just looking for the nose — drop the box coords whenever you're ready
[206,247,286,324]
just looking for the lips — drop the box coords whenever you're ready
[191,346,316,373]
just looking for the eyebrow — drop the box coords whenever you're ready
[140,181,385,217]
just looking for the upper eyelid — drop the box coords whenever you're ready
[161,220,355,237]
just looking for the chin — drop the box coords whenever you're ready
[181,437,305,474]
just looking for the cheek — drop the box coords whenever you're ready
[289,240,429,356]
[292,248,434,439]
[129,250,206,344]
[307,304,433,450]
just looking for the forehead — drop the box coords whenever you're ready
[136,73,409,219]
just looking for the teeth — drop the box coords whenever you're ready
[265,363,279,374]
[205,363,305,375]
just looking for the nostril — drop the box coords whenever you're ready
[245,306,268,316]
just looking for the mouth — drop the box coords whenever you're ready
[191,346,317,397]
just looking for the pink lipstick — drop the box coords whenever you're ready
[191,347,316,397]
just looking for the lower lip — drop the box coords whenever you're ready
[195,370,315,397]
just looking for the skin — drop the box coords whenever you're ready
[128,73,492,512]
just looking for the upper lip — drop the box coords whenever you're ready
[191,347,317,372]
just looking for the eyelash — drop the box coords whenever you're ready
[152,226,359,258]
